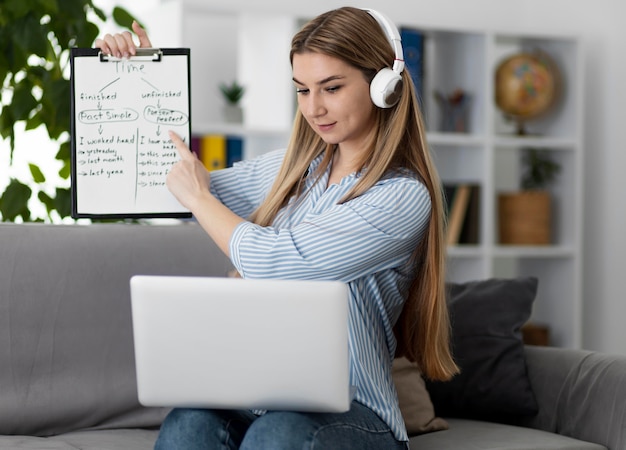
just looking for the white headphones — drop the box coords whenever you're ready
[363,9,405,108]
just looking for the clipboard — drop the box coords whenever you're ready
[70,47,192,219]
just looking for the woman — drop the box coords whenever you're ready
[98,7,457,449]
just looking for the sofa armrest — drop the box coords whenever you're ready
[521,345,626,449]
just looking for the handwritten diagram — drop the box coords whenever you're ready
[71,49,191,217]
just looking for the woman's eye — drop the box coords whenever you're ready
[296,88,309,95]
[326,86,340,93]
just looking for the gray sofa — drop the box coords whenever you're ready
[1,223,625,450]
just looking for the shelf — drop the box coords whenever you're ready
[447,245,483,258]
[492,245,576,258]
[427,132,486,147]
[493,135,578,150]
[192,122,290,138]
[447,245,575,259]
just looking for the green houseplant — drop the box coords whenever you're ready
[219,80,245,105]
[219,80,245,123]
[520,147,561,190]
[0,0,140,222]
[498,148,561,245]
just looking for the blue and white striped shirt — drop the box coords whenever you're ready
[210,148,431,442]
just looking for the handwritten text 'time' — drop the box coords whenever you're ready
[115,60,146,74]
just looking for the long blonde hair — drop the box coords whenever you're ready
[249,7,458,381]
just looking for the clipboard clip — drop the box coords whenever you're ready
[99,48,163,62]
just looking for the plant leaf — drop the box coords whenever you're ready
[11,79,38,121]
[14,13,50,58]
[3,0,33,19]
[0,106,16,140]
[0,179,32,221]
[56,140,71,160]
[38,190,55,215]
[90,4,107,22]
[58,160,71,180]
[54,187,72,218]
[112,6,144,30]
[39,78,71,139]
[29,163,46,183]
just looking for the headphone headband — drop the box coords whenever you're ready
[362,8,405,108]
[363,9,405,74]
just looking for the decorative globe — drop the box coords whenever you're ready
[495,52,559,134]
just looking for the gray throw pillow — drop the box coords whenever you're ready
[425,277,539,421]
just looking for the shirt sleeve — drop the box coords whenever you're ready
[209,148,286,218]
[229,177,432,282]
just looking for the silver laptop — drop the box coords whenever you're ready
[130,275,352,413]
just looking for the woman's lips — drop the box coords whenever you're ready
[317,122,336,132]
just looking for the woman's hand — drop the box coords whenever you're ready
[166,131,212,212]
[167,131,245,257]
[95,21,152,59]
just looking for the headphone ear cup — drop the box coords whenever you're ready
[370,68,403,108]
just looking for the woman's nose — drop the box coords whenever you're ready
[306,93,325,117]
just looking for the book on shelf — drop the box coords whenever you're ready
[190,135,201,158]
[459,184,480,245]
[400,27,425,107]
[444,183,481,245]
[195,134,244,171]
[225,136,243,167]
[199,134,226,171]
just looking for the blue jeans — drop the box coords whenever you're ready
[154,401,407,449]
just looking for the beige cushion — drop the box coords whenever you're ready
[392,357,449,436]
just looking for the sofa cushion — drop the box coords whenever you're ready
[408,418,607,450]
[392,357,448,436]
[0,428,159,450]
[426,277,539,420]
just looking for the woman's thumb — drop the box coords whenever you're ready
[132,20,153,48]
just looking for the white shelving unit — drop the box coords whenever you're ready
[422,27,583,348]
[145,2,584,348]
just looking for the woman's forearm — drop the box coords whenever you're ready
[188,190,245,257]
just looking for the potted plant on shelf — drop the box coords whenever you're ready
[219,81,245,124]
[498,147,561,245]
